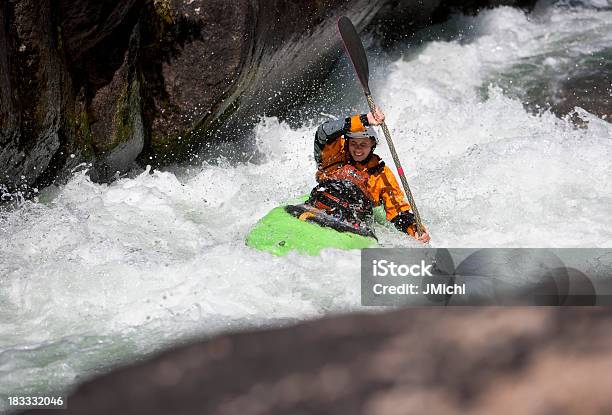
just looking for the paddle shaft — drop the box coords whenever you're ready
[365,94,425,233]
[337,16,425,234]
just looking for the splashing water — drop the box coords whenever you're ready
[1,2,611,409]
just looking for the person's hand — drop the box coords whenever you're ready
[407,224,431,244]
[367,107,385,126]
[414,230,430,244]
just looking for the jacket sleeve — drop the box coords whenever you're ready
[314,115,369,166]
[377,166,413,223]
[314,118,349,165]
[375,167,427,236]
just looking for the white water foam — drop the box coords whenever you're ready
[1,3,611,409]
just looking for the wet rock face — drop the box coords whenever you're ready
[0,0,143,192]
[88,21,144,183]
[138,0,255,162]
[137,0,387,162]
[57,309,612,415]
[2,0,383,189]
[553,70,612,123]
[368,0,537,47]
[57,0,140,65]
[1,0,542,192]
[1,0,64,192]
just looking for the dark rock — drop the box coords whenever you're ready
[552,69,612,123]
[136,0,392,163]
[369,0,537,47]
[137,0,256,162]
[497,45,612,124]
[0,0,65,192]
[1,0,542,192]
[88,22,144,182]
[57,0,140,65]
[40,308,612,415]
[0,0,143,193]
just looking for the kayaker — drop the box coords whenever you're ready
[307,107,430,243]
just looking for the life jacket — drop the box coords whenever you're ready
[308,158,386,223]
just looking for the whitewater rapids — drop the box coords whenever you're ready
[1,1,611,408]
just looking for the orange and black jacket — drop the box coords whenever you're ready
[314,114,417,234]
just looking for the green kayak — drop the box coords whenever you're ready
[246,195,386,256]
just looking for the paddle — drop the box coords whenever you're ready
[337,16,426,235]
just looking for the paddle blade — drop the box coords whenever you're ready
[337,16,370,95]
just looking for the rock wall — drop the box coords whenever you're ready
[0,0,143,193]
[0,0,537,194]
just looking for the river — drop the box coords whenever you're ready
[1,1,611,410]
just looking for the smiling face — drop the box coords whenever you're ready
[348,137,375,162]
